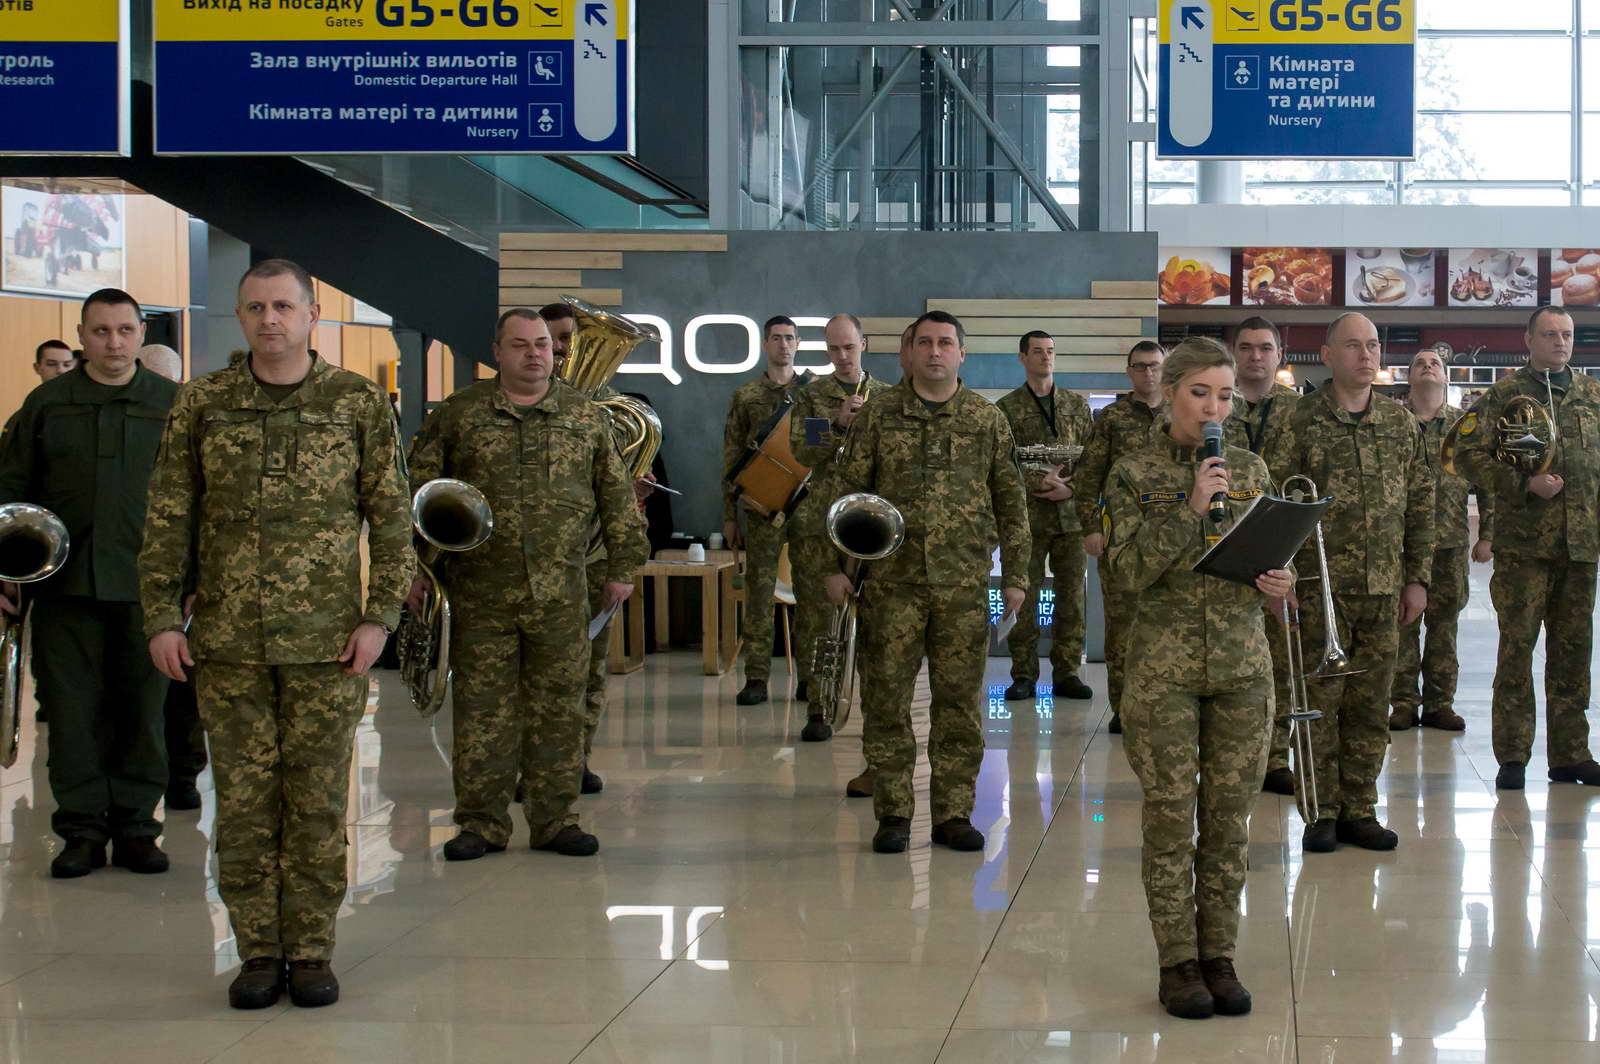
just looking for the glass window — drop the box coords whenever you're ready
[1417,37,1572,113]
[1424,0,1572,31]
[1411,113,1571,182]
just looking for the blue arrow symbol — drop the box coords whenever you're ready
[584,2,608,25]
[1181,5,1205,29]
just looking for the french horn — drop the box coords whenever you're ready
[396,479,494,717]
[1440,374,1558,479]
[0,503,68,768]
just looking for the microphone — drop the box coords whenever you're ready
[1201,421,1226,524]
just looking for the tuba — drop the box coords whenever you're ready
[812,493,905,729]
[1440,372,1558,478]
[0,503,68,768]
[396,479,494,717]
[556,295,664,478]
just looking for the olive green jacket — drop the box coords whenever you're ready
[833,380,1030,590]
[787,371,891,541]
[1104,438,1273,690]
[995,382,1094,536]
[1075,394,1164,532]
[140,354,413,664]
[408,378,646,604]
[1265,385,1435,595]
[0,363,178,603]
[1454,366,1600,563]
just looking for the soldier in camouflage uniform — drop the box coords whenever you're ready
[1104,337,1292,1021]
[828,311,1030,855]
[0,290,177,879]
[540,301,655,795]
[722,316,803,706]
[1077,341,1166,734]
[1456,306,1600,791]
[1265,313,1434,853]
[142,260,413,1010]
[997,330,1094,703]
[409,309,646,862]
[1389,347,1471,733]
[787,314,890,743]
[1229,318,1304,796]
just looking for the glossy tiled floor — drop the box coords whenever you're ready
[3,559,1600,1061]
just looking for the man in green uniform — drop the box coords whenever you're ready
[142,259,413,1010]
[410,309,645,863]
[1078,340,1166,734]
[1389,346,1470,733]
[828,310,1030,855]
[997,330,1094,703]
[722,316,802,706]
[1456,305,1600,791]
[1266,313,1433,853]
[1229,317,1303,795]
[0,288,177,879]
[786,313,889,742]
[540,301,653,794]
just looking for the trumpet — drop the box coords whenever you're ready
[0,503,68,769]
[395,479,494,717]
[812,493,905,729]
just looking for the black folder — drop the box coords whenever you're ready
[1192,494,1331,588]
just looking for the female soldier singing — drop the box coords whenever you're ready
[1103,337,1293,1020]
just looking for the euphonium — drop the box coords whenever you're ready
[0,503,68,768]
[556,295,664,479]
[395,479,494,717]
[812,493,905,729]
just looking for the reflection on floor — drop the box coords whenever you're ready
[1,560,1599,1061]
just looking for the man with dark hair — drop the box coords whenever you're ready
[1077,340,1167,733]
[997,330,1094,703]
[1229,316,1303,795]
[0,287,178,879]
[538,301,578,376]
[722,314,801,705]
[1458,305,1600,791]
[33,339,75,381]
[238,257,317,305]
[142,261,413,1009]
[828,310,1030,854]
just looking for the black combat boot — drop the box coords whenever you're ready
[533,825,600,856]
[443,830,505,861]
[872,816,910,853]
[1302,818,1338,853]
[1261,767,1296,795]
[1336,817,1398,851]
[735,680,768,706]
[287,959,339,1007]
[1056,675,1093,699]
[50,838,106,879]
[1550,759,1600,785]
[1496,762,1526,790]
[1199,957,1252,1015]
[228,957,285,1010]
[112,836,170,874]
[931,817,985,851]
[800,714,832,742]
[581,767,604,794]
[1158,960,1215,1019]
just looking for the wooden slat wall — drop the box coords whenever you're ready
[501,251,624,269]
[1092,281,1158,299]
[124,197,189,311]
[500,232,728,253]
[919,291,1157,360]
[0,295,64,422]
[498,287,622,308]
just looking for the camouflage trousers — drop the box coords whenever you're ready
[1102,583,1135,715]
[583,562,608,759]
[1391,547,1470,714]
[790,534,836,689]
[1489,556,1595,767]
[193,660,366,962]
[738,512,788,684]
[1299,591,1398,822]
[1008,531,1086,685]
[858,580,988,823]
[1265,608,1293,773]
[451,590,587,848]
[1122,674,1271,967]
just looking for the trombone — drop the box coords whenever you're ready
[1276,474,1363,823]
